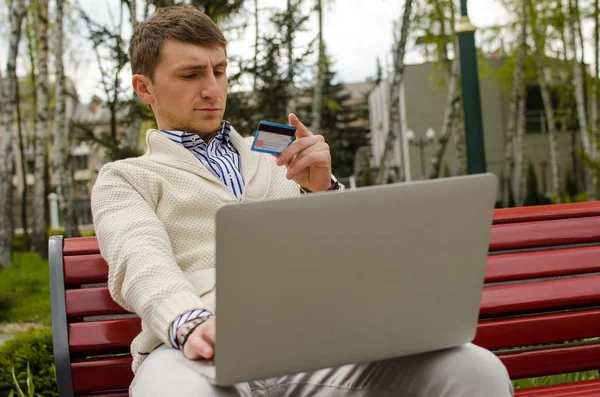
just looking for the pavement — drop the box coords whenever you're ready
[0,333,14,346]
[0,323,41,346]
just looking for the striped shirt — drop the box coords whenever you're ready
[159,121,245,199]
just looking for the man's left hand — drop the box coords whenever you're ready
[276,113,332,192]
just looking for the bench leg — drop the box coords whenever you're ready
[49,236,75,397]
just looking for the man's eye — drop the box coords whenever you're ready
[214,71,225,77]
[181,74,197,79]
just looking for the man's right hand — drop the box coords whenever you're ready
[179,316,216,360]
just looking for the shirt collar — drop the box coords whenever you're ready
[159,120,233,148]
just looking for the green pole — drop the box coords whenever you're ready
[457,0,487,174]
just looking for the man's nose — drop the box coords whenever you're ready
[201,73,220,99]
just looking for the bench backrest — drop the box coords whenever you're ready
[49,201,600,396]
[477,202,600,380]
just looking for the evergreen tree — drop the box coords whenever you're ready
[300,55,370,178]
[226,2,312,134]
[148,0,246,22]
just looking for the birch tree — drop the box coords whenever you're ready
[15,78,28,246]
[501,0,528,207]
[310,0,325,134]
[286,0,295,114]
[534,1,562,202]
[283,0,308,114]
[0,0,29,268]
[31,0,50,258]
[375,0,414,185]
[592,0,600,141]
[253,0,259,91]
[428,56,461,178]
[514,88,527,205]
[568,0,596,199]
[54,0,80,238]
[425,0,461,179]
[453,100,468,175]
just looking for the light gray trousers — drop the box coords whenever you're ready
[130,343,514,397]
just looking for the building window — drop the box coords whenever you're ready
[73,155,88,171]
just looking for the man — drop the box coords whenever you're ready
[91,5,513,397]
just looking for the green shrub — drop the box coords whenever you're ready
[0,292,17,322]
[524,162,542,206]
[11,235,31,252]
[47,228,95,238]
[9,363,52,397]
[0,327,57,397]
[47,229,64,237]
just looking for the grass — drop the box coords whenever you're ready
[0,252,51,325]
[513,370,600,389]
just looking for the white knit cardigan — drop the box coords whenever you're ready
[91,127,300,372]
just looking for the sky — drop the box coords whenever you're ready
[13,0,510,103]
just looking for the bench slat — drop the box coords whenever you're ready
[69,274,600,320]
[514,379,600,396]
[67,309,600,360]
[498,342,600,380]
[64,245,600,286]
[485,246,600,283]
[66,288,130,318]
[489,216,600,252]
[473,309,600,350]
[69,318,141,355]
[72,357,133,394]
[493,202,600,224]
[64,236,100,256]
[64,254,108,285]
[480,275,600,316]
[77,394,129,397]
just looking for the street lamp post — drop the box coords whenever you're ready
[407,128,436,179]
[456,0,487,174]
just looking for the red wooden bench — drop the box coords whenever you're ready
[49,201,600,397]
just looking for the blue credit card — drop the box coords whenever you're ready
[250,121,296,155]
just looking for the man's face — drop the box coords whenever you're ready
[134,39,228,138]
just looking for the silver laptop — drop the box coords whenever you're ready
[198,173,497,385]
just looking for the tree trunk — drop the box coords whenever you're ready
[0,0,29,268]
[54,0,80,238]
[286,0,296,114]
[557,0,581,190]
[568,0,596,200]
[592,0,599,140]
[127,0,138,28]
[453,101,468,176]
[124,106,142,149]
[375,0,414,185]
[15,71,29,241]
[514,91,527,206]
[537,61,562,201]
[310,0,325,134]
[427,0,457,179]
[428,57,460,179]
[253,0,259,92]
[31,0,50,258]
[502,1,527,207]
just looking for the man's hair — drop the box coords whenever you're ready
[129,5,227,80]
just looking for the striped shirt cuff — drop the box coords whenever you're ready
[169,309,213,348]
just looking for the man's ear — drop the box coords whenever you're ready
[132,74,154,105]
